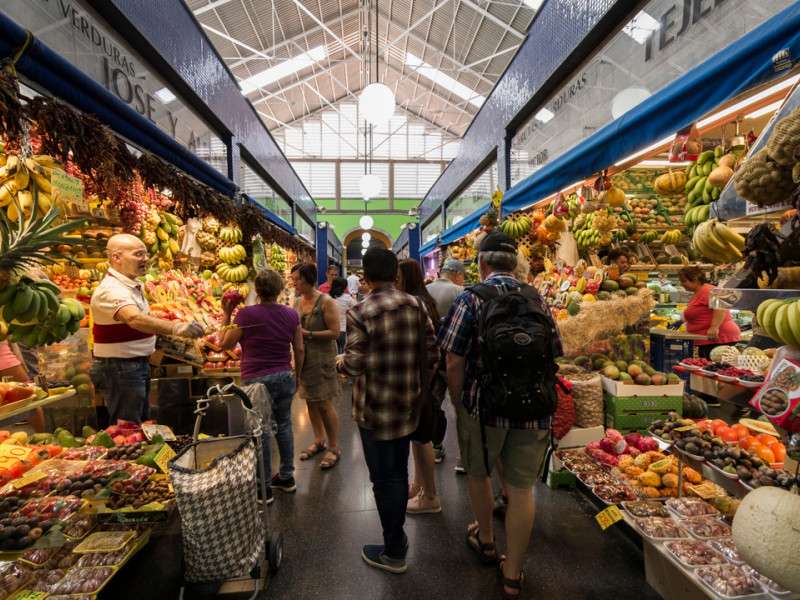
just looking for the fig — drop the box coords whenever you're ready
[13,525,29,538]
[39,520,52,532]
[28,527,42,540]
[15,536,31,549]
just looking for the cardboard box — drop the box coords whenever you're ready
[604,392,682,415]
[601,375,685,398]
[605,411,673,432]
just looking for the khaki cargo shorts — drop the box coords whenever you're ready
[455,403,550,489]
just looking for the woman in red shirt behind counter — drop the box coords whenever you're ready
[675,266,740,359]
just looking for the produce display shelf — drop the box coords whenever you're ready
[0,389,77,423]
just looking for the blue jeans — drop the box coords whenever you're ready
[359,427,411,559]
[242,371,296,481]
[89,356,151,424]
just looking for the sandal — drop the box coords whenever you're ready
[465,522,497,565]
[320,449,341,469]
[300,441,326,460]
[497,556,524,599]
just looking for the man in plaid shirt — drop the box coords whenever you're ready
[338,248,438,574]
[437,231,563,598]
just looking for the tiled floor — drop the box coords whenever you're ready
[105,383,663,599]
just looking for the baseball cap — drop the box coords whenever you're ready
[479,231,517,254]
[441,259,467,275]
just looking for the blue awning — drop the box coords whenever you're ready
[418,238,439,256]
[439,203,490,245]
[501,1,800,213]
[243,195,296,234]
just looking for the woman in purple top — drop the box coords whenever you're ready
[220,268,305,496]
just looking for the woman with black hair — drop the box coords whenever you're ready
[329,277,355,353]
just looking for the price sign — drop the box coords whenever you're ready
[595,505,623,530]
[676,303,688,311]
[51,170,85,210]
[8,591,48,600]
[11,470,46,489]
[153,444,176,473]
[636,272,649,281]
[197,433,211,440]
[491,186,503,207]
[0,445,35,470]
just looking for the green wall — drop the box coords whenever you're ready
[316,199,419,244]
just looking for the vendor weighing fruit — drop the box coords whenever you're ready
[89,234,204,424]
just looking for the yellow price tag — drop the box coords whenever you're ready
[595,505,623,530]
[676,303,688,311]
[491,186,503,206]
[0,445,35,470]
[153,444,176,473]
[197,433,210,440]
[11,470,47,489]
[9,591,48,600]
[637,272,649,281]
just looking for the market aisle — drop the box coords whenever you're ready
[257,382,662,600]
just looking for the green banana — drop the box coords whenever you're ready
[37,286,60,312]
[17,291,40,323]
[0,282,18,306]
[697,151,715,165]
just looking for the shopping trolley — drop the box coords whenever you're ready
[169,382,283,599]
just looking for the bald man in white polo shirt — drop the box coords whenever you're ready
[89,234,204,424]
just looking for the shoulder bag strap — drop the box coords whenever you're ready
[414,302,430,420]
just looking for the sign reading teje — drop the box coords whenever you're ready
[595,505,623,530]
[154,444,176,473]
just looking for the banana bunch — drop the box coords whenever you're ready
[95,261,109,274]
[218,244,246,265]
[614,229,628,241]
[757,297,800,350]
[692,219,745,263]
[660,229,682,245]
[0,153,67,223]
[4,298,85,346]
[574,212,597,251]
[219,226,243,243]
[216,262,249,282]
[223,281,250,298]
[0,276,84,345]
[269,245,286,271]
[142,211,181,268]
[639,231,659,244]
[683,146,736,225]
[498,215,533,239]
[684,205,710,230]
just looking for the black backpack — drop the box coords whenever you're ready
[470,283,559,422]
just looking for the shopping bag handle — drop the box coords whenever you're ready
[206,383,253,409]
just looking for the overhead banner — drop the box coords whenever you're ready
[510,0,794,186]
[4,0,227,173]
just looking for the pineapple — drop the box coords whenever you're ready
[486,204,499,225]
[0,198,91,291]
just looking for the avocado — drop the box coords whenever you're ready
[82,426,97,439]
[90,431,115,449]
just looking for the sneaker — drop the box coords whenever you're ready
[455,456,466,474]
[433,444,445,463]
[493,492,508,515]
[257,487,273,505]
[407,492,442,514]
[362,544,407,573]
[271,473,297,493]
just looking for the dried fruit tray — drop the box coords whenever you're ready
[694,565,764,599]
[666,497,720,518]
[73,531,135,553]
[49,565,117,596]
[678,516,732,540]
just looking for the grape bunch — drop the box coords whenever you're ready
[590,209,617,245]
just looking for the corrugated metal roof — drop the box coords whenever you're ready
[187,0,535,143]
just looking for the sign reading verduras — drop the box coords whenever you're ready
[5,0,228,172]
[509,0,794,187]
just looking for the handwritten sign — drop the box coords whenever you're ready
[8,591,48,600]
[675,303,688,312]
[491,186,503,207]
[51,170,85,209]
[637,272,649,280]
[11,470,47,489]
[0,445,35,470]
[595,505,623,530]
[153,443,176,473]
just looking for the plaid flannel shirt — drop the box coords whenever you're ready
[339,284,439,440]
[437,272,564,430]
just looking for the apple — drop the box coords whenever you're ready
[225,359,236,369]
[204,361,218,371]
[231,345,242,359]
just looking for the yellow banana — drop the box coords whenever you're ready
[14,163,29,190]
[0,180,17,207]
[37,191,53,214]
[17,190,34,216]
[707,221,742,261]
[32,154,65,170]
[711,220,745,250]
[3,154,20,178]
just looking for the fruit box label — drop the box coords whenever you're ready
[749,358,800,432]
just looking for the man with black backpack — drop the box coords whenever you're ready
[437,231,563,599]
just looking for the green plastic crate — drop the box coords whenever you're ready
[604,392,682,416]
[546,469,576,490]
[604,411,674,431]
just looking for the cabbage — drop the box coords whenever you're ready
[709,345,734,362]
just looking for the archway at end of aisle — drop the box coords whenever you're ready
[342,228,393,249]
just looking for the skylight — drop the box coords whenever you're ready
[405,53,485,108]
[154,88,177,104]
[534,108,554,123]
[522,0,544,10]
[622,11,660,45]
[239,46,327,95]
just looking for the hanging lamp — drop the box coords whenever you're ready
[358,0,394,125]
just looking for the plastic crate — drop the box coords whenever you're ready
[651,337,695,373]
[546,469,576,490]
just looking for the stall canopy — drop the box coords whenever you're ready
[440,204,490,245]
[501,1,800,215]
[244,195,296,234]
[419,238,439,256]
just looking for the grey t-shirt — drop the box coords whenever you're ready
[426,278,463,320]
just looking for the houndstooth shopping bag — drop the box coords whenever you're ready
[169,436,264,582]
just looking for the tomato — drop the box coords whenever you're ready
[0,468,12,487]
[754,445,776,463]
[730,424,749,439]
[4,386,34,405]
[8,459,33,479]
[0,383,8,404]
[719,427,739,443]
[756,433,778,446]
[44,444,63,458]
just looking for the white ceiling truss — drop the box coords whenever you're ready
[188,0,536,159]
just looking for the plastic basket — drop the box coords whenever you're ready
[737,355,771,373]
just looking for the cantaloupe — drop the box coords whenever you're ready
[732,487,800,592]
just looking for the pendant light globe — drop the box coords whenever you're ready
[359,173,382,200]
[359,83,395,125]
[361,232,371,242]
[359,215,374,230]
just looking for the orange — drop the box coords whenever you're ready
[754,445,776,463]
[730,424,749,439]
[740,435,761,450]
[756,433,779,446]
[711,419,728,435]
[770,443,786,463]
[719,427,739,443]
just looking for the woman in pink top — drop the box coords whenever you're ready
[676,267,740,359]
[0,342,27,382]
[220,268,305,497]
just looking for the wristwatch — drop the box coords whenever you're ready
[308,331,314,340]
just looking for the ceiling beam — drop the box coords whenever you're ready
[287,0,363,62]
[249,52,358,105]
[459,0,525,38]
[192,0,237,17]
[201,23,276,62]
[377,0,451,59]
[457,45,516,71]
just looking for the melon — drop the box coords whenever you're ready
[597,291,612,301]
[618,372,633,381]
[600,280,620,292]
[625,287,638,296]
[732,487,800,593]
[709,346,733,362]
[573,356,590,367]
[742,347,766,357]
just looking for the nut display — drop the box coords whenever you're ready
[696,565,762,597]
[50,566,115,595]
[665,540,727,567]
[108,478,174,510]
[621,501,671,518]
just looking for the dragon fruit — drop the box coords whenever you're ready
[637,436,660,452]
[599,438,616,454]
[624,432,642,447]
[605,429,623,443]
[222,289,244,307]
